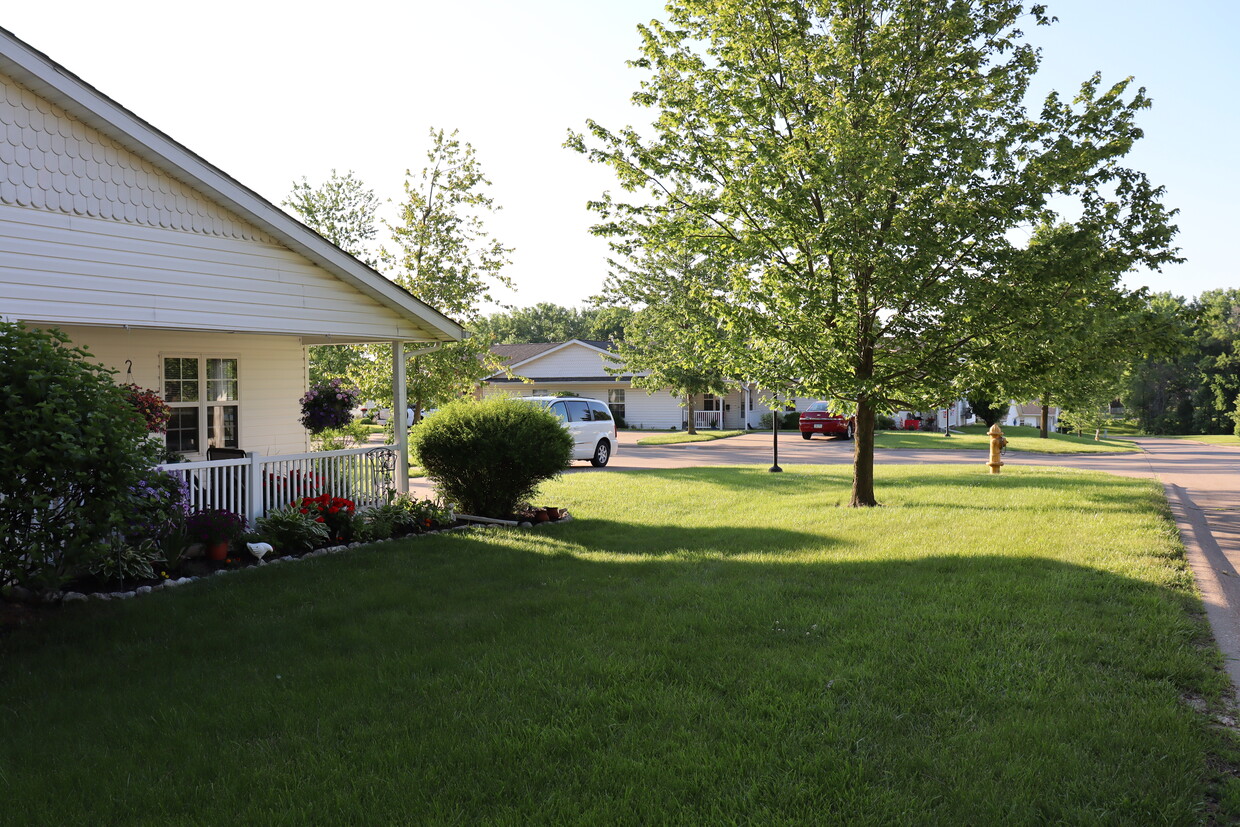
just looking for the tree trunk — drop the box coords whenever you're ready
[850,397,878,507]
[1040,403,1049,439]
[686,393,697,435]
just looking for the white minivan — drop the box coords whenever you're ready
[524,396,617,467]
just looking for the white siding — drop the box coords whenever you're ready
[513,343,618,378]
[0,204,429,340]
[54,324,308,457]
[0,69,438,342]
[625,388,684,429]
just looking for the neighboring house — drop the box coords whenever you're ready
[1008,402,1061,430]
[0,27,461,515]
[481,339,816,430]
[894,399,975,431]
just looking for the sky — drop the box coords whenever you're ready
[3,1,1234,312]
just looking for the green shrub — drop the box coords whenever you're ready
[757,411,800,430]
[410,398,572,518]
[0,323,161,591]
[88,539,163,586]
[254,506,330,555]
[874,414,897,430]
[363,495,454,537]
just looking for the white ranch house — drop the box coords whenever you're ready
[481,339,823,430]
[0,27,461,520]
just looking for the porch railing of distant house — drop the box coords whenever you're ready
[693,410,722,430]
[156,446,400,525]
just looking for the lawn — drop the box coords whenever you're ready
[1,466,1237,823]
[1160,434,1240,446]
[636,428,747,445]
[874,424,1139,454]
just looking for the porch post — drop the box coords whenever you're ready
[246,452,263,526]
[392,341,410,494]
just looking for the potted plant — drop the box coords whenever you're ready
[299,378,361,434]
[186,509,245,561]
[120,383,172,433]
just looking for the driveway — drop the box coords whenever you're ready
[411,431,1240,691]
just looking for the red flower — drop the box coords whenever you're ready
[329,506,339,514]
[315,517,325,523]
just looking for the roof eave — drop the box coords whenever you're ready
[0,26,463,344]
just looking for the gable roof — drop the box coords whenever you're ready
[488,339,617,378]
[0,25,462,343]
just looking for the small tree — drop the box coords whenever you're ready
[411,398,572,518]
[572,0,1178,505]
[0,323,161,591]
[384,128,515,422]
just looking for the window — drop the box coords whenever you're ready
[563,400,590,422]
[589,401,613,422]
[607,389,625,422]
[163,355,240,454]
[702,393,722,412]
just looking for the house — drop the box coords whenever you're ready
[1008,402,1061,430]
[0,26,461,517]
[481,339,817,430]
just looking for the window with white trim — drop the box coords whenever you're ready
[162,355,240,454]
[607,388,626,422]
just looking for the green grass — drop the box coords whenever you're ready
[873,424,1139,453]
[637,429,747,445]
[1,466,1236,823]
[1159,434,1240,445]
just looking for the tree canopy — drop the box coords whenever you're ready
[472,303,634,344]
[571,0,1178,505]
[1126,290,1240,435]
[285,132,513,417]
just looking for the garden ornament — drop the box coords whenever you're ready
[246,542,273,563]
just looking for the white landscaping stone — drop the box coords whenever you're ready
[136,586,152,595]
[62,592,87,602]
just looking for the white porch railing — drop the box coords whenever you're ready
[694,410,722,430]
[157,447,400,525]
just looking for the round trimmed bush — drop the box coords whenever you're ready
[411,397,572,518]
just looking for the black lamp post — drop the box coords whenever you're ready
[769,404,782,473]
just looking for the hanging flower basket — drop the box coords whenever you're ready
[300,378,361,434]
[121,383,172,433]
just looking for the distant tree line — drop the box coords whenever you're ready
[1126,289,1240,435]
[471,303,632,344]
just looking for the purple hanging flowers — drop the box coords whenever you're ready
[299,378,360,434]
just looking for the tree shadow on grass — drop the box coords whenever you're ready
[607,465,1159,515]
[0,546,1230,826]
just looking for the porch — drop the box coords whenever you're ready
[158,445,402,525]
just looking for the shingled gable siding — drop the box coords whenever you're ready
[54,324,309,457]
[0,71,422,340]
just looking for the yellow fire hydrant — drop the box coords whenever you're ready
[987,423,1007,474]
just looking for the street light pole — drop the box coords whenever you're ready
[770,404,782,473]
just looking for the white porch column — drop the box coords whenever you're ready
[392,340,410,494]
